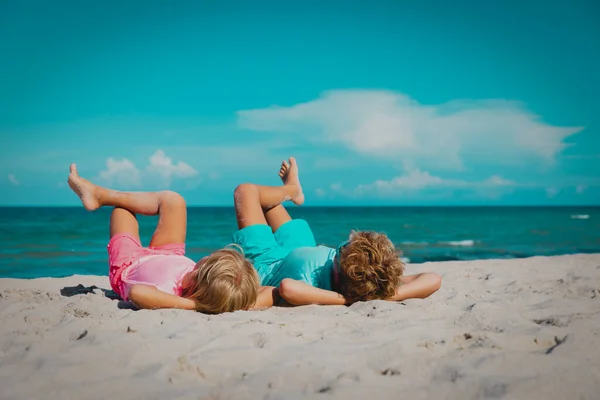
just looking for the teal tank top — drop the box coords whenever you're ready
[264,246,336,290]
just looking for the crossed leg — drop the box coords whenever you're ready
[234,157,304,231]
[67,164,187,247]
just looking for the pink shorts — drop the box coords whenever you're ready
[107,233,186,299]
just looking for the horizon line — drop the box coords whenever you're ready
[0,204,598,208]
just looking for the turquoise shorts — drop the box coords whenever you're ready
[232,219,316,285]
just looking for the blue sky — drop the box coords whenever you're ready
[1,0,598,206]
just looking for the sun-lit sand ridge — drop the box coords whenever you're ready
[1,254,599,400]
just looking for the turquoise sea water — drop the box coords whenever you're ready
[1,206,599,279]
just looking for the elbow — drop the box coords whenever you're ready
[128,285,144,308]
[426,273,442,297]
[279,279,303,305]
[128,284,157,309]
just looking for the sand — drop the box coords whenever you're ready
[1,254,599,400]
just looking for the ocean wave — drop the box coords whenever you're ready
[400,240,477,247]
[571,215,590,220]
[400,257,411,264]
[440,240,476,246]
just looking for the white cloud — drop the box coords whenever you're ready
[331,183,343,192]
[8,174,20,186]
[484,175,515,187]
[367,169,445,191]
[98,149,198,188]
[99,158,142,187]
[315,188,326,197]
[238,90,583,170]
[146,150,199,186]
[355,167,517,197]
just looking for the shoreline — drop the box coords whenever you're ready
[1,253,599,399]
[3,252,599,280]
[2,205,599,208]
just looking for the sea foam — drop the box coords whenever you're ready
[441,240,476,246]
[571,215,590,220]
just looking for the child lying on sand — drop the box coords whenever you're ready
[233,157,442,306]
[67,164,274,313]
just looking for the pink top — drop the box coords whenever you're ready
[120,254,197,301]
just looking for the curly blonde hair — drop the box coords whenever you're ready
[336,231,404,302]
[180,245,259,314]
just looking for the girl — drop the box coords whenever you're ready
[67,164,276,313]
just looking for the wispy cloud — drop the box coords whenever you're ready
[546,187,560,198]
[317,168,597,201]
[8,174,20,186]
[146,150,198,186]
[99,158,141,187]
[238,90,583,170]
[98,149,199,189]
[353,167,517,199]
[315,188,326,197]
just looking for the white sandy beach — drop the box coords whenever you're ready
[1,254,599,400]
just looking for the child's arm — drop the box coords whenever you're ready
[387,273,442,302]
[128,284,197,310]
[278,274,441,306]
[249,286,280,310]
[278,278,349,306]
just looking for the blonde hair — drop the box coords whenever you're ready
[337,231,404,302]
[180,245,259,314]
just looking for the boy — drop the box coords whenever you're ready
[232,157,442,306]
[67,164,275,313]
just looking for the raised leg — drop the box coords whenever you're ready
[234,157,304,230]
[263,159,301,232]
[68,163,187,247]
[110,207,140,240]
[264,205,291,233]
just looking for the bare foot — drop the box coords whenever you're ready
[67,164,101,211]
[278,157,305,205]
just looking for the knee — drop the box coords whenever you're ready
[278,279,301,305]
[233,184,257,201]
[160,190,186,208]
[431,273,442,291]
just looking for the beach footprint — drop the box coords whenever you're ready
[252,332,269,348]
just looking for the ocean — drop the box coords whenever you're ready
[1,206,599,279]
